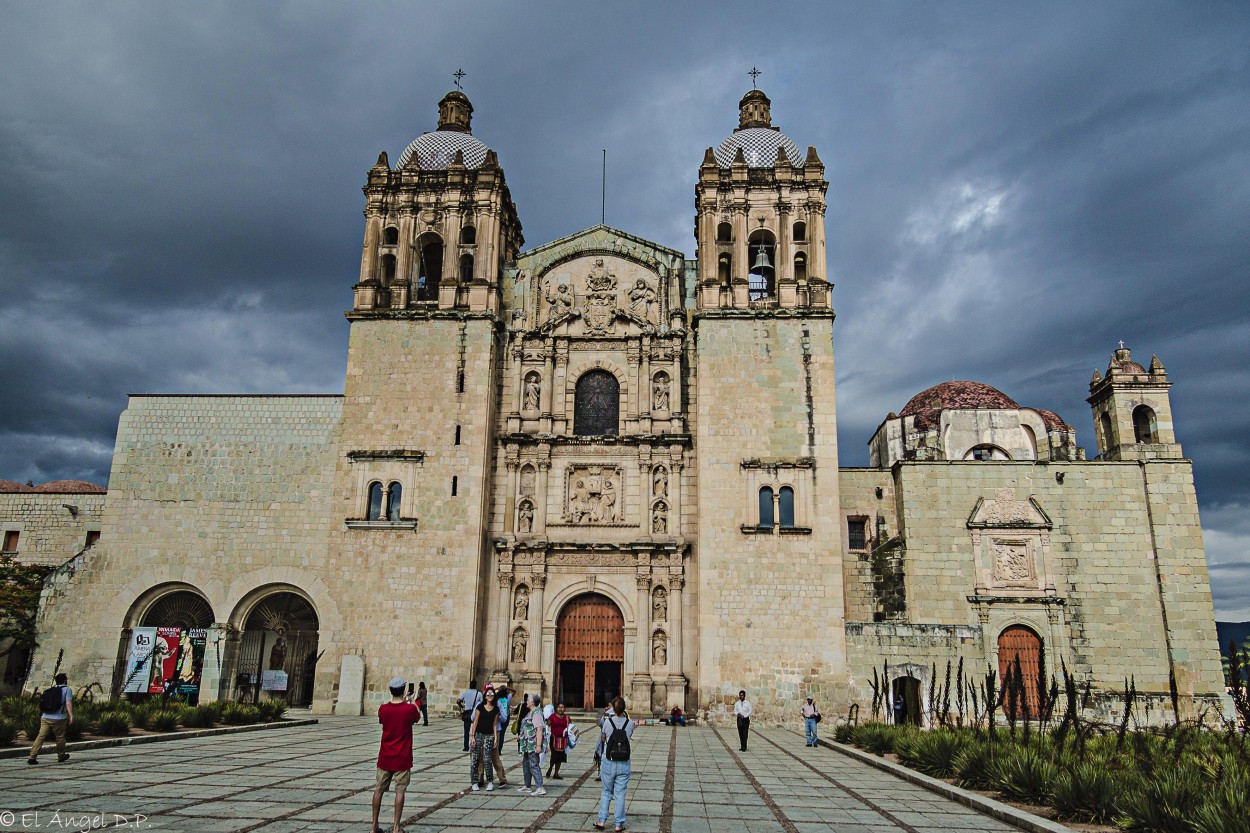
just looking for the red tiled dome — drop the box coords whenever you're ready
[29,480,106,494]
[1034,409,1069,430]
[899,381,1021,430]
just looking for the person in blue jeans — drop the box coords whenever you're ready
[595,696,633,832]
[801,696,820,746]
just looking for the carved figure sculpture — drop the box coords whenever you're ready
[629,278,657,323]
[601,477,617,523]
[567,469,620,524]
[652,633,667,666]
[583,259,619,335]
[652,374,670,410]
[653,466,668,498]
[652,501,668,534]
[514,586,529,621]
[545,281,574,322]
[512,629,528,663]
[518,500,534,533]
[653,586,668,621]
[523,373,541,411]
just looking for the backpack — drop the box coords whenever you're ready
[39,685,65,714]
[605,717,630,762]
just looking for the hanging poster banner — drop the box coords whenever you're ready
[122,627,158,693]
[147,626,183,694]
[261,670,289,691]
[173,628,207,702]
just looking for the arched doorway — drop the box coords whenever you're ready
[555,593,624,710]
[235,591,319,707]
[891,676,922,725]
[119,586,214,703]
[998,625,1045,718]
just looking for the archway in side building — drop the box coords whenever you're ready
[232,589,320,708]
[891,676,922,725]
[998,625,1045,718]
[118,584,215,702]
[555,593,624,711]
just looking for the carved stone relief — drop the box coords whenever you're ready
[992,539,1035,585]
[652,630,667,666]
[653,466,669,498]
[652,501,669,534]
[583,259,619,335]
[628,278,658,324]
[523,373,541,411]
[517,500,534,533]
[652,372,670,410]
[971,488,1047,527]
[565,466,621,524]
[513,586,530,620]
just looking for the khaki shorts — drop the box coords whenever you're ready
[375,767,412,792]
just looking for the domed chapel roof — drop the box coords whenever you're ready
[396,90,493,170]
[713,89,803,167]
[899,381,1021,430]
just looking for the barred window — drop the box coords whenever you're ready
[573,370,620,436]
[847,518,867,551]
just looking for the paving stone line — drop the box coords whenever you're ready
[399,753,527,827]
[760,728,922,833]
[709,724,800,833]
[522,755,599,833]
[659,725,677,833]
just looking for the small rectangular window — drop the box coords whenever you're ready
[455,425,461,445]
[452,476,458,497]
[2,531,18,553]
[85,530,101,548]
[847,519,867,551]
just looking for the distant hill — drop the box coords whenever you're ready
[1216,621,1250,654]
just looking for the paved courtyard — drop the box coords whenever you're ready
[0,716,1031,832]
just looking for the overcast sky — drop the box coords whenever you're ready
[1,2,1247,617]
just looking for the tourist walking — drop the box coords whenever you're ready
[491,685,510,786]
[516,693,548,795]
[417,681,428,726]
[468,685,500,791]
[546,702,569,780]
[595,697,633,832]
[801,696,820,746]
[593,701,616,781]
[371,677,420,833]
[27,672,73,765]
[457,679,481,751]
[734,690,752,751]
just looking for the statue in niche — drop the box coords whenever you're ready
[519,466,535,498]
[512,629,528,663]
[652,501,668,534]
[514,586,529,621]
[518,501,534,533]
[652,374,670,411]
[629,278,657,323]
[523,373,541,411]
[652,586,667,622]
[652,633,667,666]
[653,466,668,498]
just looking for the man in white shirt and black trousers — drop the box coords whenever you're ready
[733,690,752,751]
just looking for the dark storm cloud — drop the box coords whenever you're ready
[2,2,1248,614]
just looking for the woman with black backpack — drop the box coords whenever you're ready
[594,696,633,832]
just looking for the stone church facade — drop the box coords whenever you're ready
[10,89,1226,722]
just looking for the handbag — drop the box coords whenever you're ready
[553,733,567,752]
[814,713,822,723]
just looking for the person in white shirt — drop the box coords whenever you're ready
[733,690,753,751]
[800,696,820,746]
[457,679,482,752]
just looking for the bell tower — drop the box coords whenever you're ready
[693,89,831,311]
[1087,344,1182,460]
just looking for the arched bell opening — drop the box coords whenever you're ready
[747,229,776,301]
[416,233,444,301]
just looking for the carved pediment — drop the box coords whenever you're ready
[967,489,1051,529]
[533,253,663,337]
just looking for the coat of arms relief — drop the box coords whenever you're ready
[564,466,622,524]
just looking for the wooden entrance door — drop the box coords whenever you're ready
[555,593,624,710]
[998,625,1045,718]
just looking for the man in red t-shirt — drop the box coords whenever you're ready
[372,676,421,833]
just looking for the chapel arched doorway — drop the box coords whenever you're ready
[998,625,1045,718]
[234,590,319,707]
[555,593,624,711]
[117,585,214,702]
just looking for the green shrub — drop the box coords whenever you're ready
[1114,767,1205,833]
[221,703,261,725]
[149,710,180,733]
[24,715,41,742]
[0,717,18,746]
[256,700,288,722]
[129,702,157,730]
[954,741,995,790]
[64,720,86,742]
[832,722,855,744]
[96,711,132,736]
[0,697,35,721]
[895,730,971,778]
[991,747,1056,805]
[1189,777,1250,833]
[1051,762,1117,823]
[181,704,218,728]
[851,723,907,756]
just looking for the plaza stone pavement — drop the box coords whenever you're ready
[0,716,1031,833]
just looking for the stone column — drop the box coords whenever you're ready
[626,344,641,432]
[527,573,547,670]
[666,574,687,708]
[668,458,683,536]
[495,573,514,673]
[541,340,555,432]
[504,459,518,533]
[396,207,416,282]
[638,447,653,537]
[536,459,551,532]
[632,571,653,712]
[512,345,526,416]
[552,345,569,433]
[360,213,381,284]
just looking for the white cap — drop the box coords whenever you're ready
[389,677,407,690]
